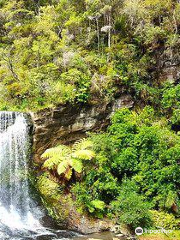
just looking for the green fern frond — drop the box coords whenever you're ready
[43,157,60,169]
[71,159,83,173]
[57,161,69,175]
[41,145,70,160]
[73,139,93,151]
[42,145,71,169]
[72,149,95,160]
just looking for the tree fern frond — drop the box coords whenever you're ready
[73,139,93,151]
[72,159,83,173]
[42,145,71,169]
[43,157,60,169]
[57,161,69,175]
[41,145,70,160]
[73,149,95,160]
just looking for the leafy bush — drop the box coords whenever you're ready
[37,107,180,227]
[71,107,180,226]
[161,83,180,110]
[111,180,152,228]
[72,183,106,218]
[37,172,61,199]
[151,210,180,230]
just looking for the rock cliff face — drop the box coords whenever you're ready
[31,94,133,162]
[157,48,180,83]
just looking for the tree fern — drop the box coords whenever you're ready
[41,139,95,181]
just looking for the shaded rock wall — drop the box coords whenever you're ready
[157,47,180,83]
[31,94,133,162]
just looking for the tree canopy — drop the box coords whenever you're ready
[0,0,180,111]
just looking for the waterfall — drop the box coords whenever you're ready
[0,112,40,230]
[0,112,80,240]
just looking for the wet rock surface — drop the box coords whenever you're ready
[0,228,133,240]
[67,213,113,234]
[73,231,129,240]
[0,227,80,240]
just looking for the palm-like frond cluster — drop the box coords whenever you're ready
[41,139,95,181]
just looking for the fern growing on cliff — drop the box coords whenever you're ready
[41,139,95,181]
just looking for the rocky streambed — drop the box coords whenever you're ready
[73,231,128,240]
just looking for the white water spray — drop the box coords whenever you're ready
[0,112,80,240]
[0,112,42,233]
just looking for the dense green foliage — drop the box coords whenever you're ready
[151,210,180,230]
[74,108,180,214]
[110,180,152,228]
[39,107,180,229]
[37,172,70,222]
[0,0,180,110]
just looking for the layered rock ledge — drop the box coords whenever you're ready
[31,94,133,162]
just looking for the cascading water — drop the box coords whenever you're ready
[0,112,35,227]
[0,112,80,240]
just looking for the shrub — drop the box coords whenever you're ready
[72,183,106,218]
[151,210,180,230]
[72,107,180,221]
[110,180,152,229]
